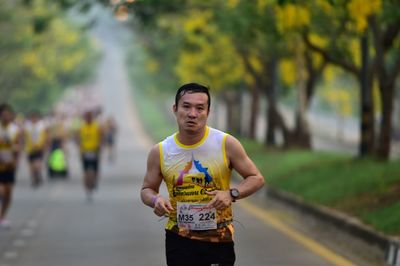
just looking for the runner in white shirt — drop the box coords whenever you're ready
[24,111,49,187]
[0,103,22,228]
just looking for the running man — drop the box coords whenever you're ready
[77,110,102,201]
[24,111,49,187]
[0,103,22,228]
[103,115,117,162]
[141,83,265,266]
[47,112,69,179]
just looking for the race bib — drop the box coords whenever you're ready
[177,202,217,231]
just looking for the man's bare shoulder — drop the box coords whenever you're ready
[146,143,161,165]
[225,134,248,159]
[225,134,242,149]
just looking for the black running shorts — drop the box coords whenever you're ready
[81,152,99,172]
[165,230,235,266]
[28,150,44,162]
[0,170,16,184]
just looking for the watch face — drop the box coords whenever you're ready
[230,188,239,198]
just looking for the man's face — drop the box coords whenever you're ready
[83,112,93,123]
[30,114,39,123]
[174,92,209,133]
[0,109,13,125]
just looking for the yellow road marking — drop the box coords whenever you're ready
[238,200,356,266]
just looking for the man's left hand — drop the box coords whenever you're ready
[205,190,232,210]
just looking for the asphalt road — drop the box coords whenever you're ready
[0,7,383,266]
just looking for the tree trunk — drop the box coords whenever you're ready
[238,52,261,140]
[266,104,276,145]
[293,43,311,149]
[265,57,278,146]
[225,91,242,136]
[369,16,400,160]
[377,82,394,159]
[249,85,260,140]
[273,107,291,148]
[359,34,375,157]
[263,56,293,148]
[305,51,327,108]
[304,33,376,156]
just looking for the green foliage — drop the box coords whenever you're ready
[122,0,399,157]
[129,77,176,142]
[361,202,400,235]
[126,32,176,141]
[126,31,180,97]
[126,0,186,28]
[174,10,245,91]
[249,145,400,235]
[0,0,99,113]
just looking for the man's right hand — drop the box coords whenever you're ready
[153,196,174,217]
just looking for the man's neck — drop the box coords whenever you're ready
[177,127,207,146]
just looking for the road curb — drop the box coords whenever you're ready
[266,186,397,252]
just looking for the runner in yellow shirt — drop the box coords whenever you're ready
[141,83,265,265]
[78,111,102,201]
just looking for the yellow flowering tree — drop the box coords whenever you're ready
[274,1,331,148]
[304,0,400,160]
[217,1,286,142]
[175,10,244,91]
[125,1,248,134]
[0,0,99,112]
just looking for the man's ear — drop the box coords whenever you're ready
[173,104,177,113]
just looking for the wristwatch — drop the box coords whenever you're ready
[229,188,240,202]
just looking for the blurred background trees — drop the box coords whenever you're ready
[0,0,99,113]
[1,0,399,161]
[111,0,399,161]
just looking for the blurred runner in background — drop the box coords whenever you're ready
[103,115,117,163]
[0,103,23,228]
[24,111,49,187]
[47,112,69,179]
[77,110,102,201]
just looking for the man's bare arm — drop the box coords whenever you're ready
[227,135,265,199]
[141,144,173,216]
[207,135,264,209]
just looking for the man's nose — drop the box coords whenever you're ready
[188,108,197,117]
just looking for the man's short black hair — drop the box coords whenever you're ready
[175,83,211,111]
[0,103,13,114]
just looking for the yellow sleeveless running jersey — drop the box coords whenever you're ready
[0,123,19,171]
[79,122,101,152]
[25,120,47,152]
[160,126,234,242]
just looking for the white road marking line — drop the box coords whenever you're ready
[20,228,35,237]
[13,239,26,247]
[3,251,18,260]
[27,220,38,229]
